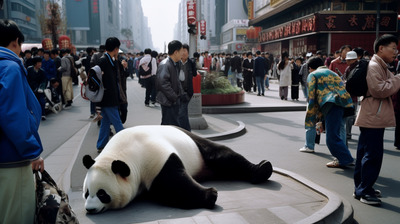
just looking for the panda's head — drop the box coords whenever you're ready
[82,155,133,214]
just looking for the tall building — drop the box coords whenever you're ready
[0,0,45,43]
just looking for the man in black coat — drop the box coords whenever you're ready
[231,51,243,88]
[96,37,125,152]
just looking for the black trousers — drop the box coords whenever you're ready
[291,85,299,100]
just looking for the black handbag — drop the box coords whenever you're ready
[35,170,79,224]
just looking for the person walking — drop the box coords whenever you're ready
[304,57,354,168]
[231,51,242,88]
[277,52,292,100]
[353,34,400,205]
[178,44,197,131]
[0,19,44,224]
[58,48,74,108]
[27,56,48,120]
[96,37,125,152]
[139,48,157,107]
[253,51,267,96]
[291,57,302,101]
[242,52,254,93]
[155,40,184,127]
[329,45,352,76]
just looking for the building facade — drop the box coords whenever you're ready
[250,0,399,58]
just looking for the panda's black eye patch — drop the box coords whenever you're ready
[97,189,111,204]
[85,189,89,199]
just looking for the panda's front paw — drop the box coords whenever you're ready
[204,187,218,209]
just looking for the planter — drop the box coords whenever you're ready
[202,91,245,106]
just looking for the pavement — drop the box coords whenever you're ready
[42,78,354,224]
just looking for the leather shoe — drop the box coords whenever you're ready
[360,194,381,205]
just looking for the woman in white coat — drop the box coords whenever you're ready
[277,52,292,100]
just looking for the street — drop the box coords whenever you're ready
[38,78,400,224]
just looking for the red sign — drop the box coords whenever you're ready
[92,0,98,14]
[199,20,206,36]
[187,0,196,26]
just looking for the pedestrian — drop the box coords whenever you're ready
[41,50,57,81]
[353,34,400,205]
[23,49,33,68]
[0,19,45,224]
[96,37,125,153]
[264,52,271,90]
[178,44,197,131]
[90,45,105,67]
[82,47,97,118]
[304,56,354,168]
[277,52,292,100]
[291,57,302,101]
[242,52,254,93]
[27,56,48,120]
[253,51,268,96]
[329,45,352,76]
[58,48,74,109]
[139,48,157,107]
[231,51,242,88]
[155,40,184,127]
[299,54,311,101]
[118,51,129,124]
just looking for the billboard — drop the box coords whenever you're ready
[66,0,90,30]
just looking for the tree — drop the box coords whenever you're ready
[38,0,67,48]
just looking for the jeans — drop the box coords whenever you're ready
[229,71,237,87]
[323,105,354,165]
[97,106,124,149]
[302,84,308,101]
[265,76,269,88]
[354,127,384,197]
[90,101,96,115]
[255,76,265,95]
[305,127,316,149]
[161,103,180,127]
[178,99,191,131]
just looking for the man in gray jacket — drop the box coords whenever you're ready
[156,40,184,126]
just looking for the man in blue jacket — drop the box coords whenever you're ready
[253,51,268,96]
[0,19,44,224]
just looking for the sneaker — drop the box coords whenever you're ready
[145,104,150,107]
[64,103,72,109]
[299,147,314,153]
[90,114,95,118]
[353,190,381,200]
[326,158,341,168]
[360,194,381,205]
[41,116,46,121]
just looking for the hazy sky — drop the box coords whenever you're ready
[141,0,182,52]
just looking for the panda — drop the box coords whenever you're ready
[82,125,273,213]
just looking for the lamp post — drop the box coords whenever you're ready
[187,0,208,130]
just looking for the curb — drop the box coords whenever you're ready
[202,105,306,114]
[199,120,246,141]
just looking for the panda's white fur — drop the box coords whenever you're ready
[83,125,204,213]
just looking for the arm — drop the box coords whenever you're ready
[367,65,400,98]
[305,74,318,128]
[156,64,179,103]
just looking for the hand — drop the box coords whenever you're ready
[121,60,128,69]
[32,157,44,172]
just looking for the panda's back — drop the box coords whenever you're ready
[100,125,204,187]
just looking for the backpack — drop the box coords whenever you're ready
[85,65,104,102]
[345,59,369,96]
[68,57,78,77]
[139,59,152,77]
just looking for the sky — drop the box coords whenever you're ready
[141,0,182,53]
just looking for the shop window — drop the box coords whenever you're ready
[332,2,344,11]
[346,2,360,11]
[363,2,375,10]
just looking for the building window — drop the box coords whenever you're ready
[346,2,360,11]
[108,0,113,23]
[363,2,376,10]
[332,2,344,11]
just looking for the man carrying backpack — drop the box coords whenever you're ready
[353,34,400,206]
[139,48,157,107]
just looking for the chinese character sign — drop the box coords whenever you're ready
[187,0,196,26]
[200,20,206,36]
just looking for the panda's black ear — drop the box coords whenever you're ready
[83,155,95,169]
[111,160,130,178]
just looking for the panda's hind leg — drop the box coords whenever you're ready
[148,153,217,209]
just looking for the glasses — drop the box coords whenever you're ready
[385,46,398,54]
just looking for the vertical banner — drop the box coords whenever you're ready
[200,20,206,36]
[248,0,254,20]
[187,0,197,26]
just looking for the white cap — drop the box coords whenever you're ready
[345,51,357,60]
[306,52,312,57]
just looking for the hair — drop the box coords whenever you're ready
[352,47,365,58]
[256,50,261,55]
[151,50,158,58]
[246,52,252,57]
[182,44,189,53]
[193,52,200,58]
[144,48,152,54]
[86,47,93,55]
[339,45,352,53]
[233,51,237,55]
[168,40,183,55]
[374,34,398,54]
[139,51,144,56]
[32,56,42,65]
[38,48,44,53]
[24,50,32,54]
[65,48,71,54]
[295,57,303,63]
[50,78,59,85]
[0,19,25,47]
[307,57,324,70]
[278,52,289,70]
[105,37,121,52]
[60,49,67,56]
[51,49,59,55]
[43,50,50,55]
